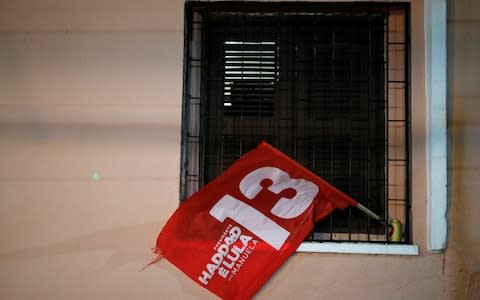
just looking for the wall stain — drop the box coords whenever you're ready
[0,221,166,269]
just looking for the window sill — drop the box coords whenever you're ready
[297,242,419,256]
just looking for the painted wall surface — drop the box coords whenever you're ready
[0,0,468,299]
[445,0,480,299]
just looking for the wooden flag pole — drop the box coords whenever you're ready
[356,203,387,225]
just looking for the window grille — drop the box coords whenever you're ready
[181,2,410,243]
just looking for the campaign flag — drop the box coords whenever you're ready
[154,141,358,299]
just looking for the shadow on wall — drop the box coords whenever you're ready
[0,221,166,269]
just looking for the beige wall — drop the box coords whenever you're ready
[0,0,472,299]
[445,0,480,299]
[0,0,185,299]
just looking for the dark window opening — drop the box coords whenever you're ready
[182,2,410,243]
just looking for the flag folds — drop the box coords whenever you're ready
[155,141,358,299]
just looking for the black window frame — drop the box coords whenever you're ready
[181,1,411,244]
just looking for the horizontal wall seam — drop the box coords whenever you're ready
[0,29,182,35]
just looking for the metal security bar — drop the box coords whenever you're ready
[182,2,410,244]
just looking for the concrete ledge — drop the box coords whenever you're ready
[297,242,420,256]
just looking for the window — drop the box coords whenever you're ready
[181,2,410,244]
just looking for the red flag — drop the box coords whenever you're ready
[155,141,357,299]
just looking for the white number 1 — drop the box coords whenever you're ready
[209,167,319,250]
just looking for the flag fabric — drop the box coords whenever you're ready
[154,141,358,299]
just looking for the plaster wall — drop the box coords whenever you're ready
[0,1,447,299]
[445,0,480,298]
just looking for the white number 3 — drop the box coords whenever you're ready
[209,167,319,250]
[240,167,319,219]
